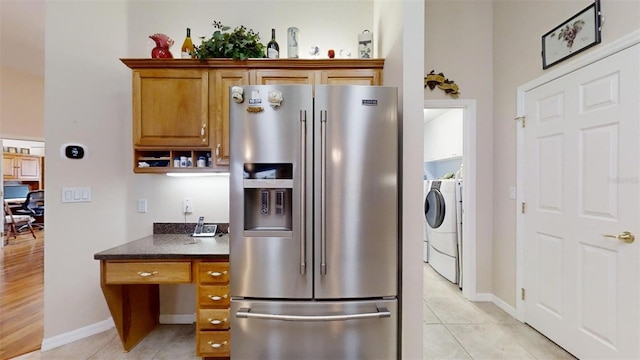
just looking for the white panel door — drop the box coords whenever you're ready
[523,44,639,359]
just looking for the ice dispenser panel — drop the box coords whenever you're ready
[243,163,293,234]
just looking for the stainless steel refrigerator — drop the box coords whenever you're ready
[229,84,398,359]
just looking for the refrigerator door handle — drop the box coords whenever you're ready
[235,306,391,322]
[300,110,307,275]
[320,110,327,275]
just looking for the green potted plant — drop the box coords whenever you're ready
[194,21,265,60]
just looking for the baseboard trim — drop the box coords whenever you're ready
[41,318,114,352]
[159,313,196,324]
[476,292,519,320]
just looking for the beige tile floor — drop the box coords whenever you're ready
[13,264,576,360]
[422,263,576,360]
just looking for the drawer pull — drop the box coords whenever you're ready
[208,340,228,349]
[208,317,228,325]
[207,294,228,301]
[137,271,158,277]
[206,270,228,277]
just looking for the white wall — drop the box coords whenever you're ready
[374,0,425,358]
[126,1,372,60]
[425,0,494,294]
[0,68,44,140]
[491,0,640,306]
[44,0,130,339]
[423,109,463,162]
[424,0,639,309]
[44,2,427,357]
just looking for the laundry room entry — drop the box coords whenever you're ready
[423,108,464,288]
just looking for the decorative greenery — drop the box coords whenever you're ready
[194,21,265,60]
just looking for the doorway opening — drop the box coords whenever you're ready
[422,100,477,301]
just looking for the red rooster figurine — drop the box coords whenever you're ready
[149,33,174,59]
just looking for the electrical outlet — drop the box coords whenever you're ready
[183,198,193,214]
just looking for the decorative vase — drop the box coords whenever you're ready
[149,33,174,59]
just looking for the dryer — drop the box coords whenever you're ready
[424,179,459,283]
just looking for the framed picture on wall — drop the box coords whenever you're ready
[7,147,17,153]
[542,0,601,69]
[20,148,30,154]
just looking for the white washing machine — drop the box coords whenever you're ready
[424,179,460,283]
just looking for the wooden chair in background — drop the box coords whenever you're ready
[4,201,37,244]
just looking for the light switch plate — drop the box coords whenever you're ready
[137,199,148,213]
[62,187,91,203]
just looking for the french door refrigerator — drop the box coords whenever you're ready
[229,84,398,359]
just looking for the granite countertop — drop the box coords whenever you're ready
[94,233,229,260]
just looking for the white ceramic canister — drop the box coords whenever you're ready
[287,27,299,59]
[358,30,373,59]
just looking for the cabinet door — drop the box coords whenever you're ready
[3,155,18,180]
[133,69,209,147]
[320,69,382,85]
[211,70,249,167]
[253,69,316,85]
[17,156,40,180]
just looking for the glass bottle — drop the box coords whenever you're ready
[181,28,194,59]
[267,28,279,59]
[287,27,299,58]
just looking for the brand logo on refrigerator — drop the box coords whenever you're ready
[249,98,262,105]
[362,99,378,106]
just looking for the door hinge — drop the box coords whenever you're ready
[521,288,526,300]
[514,116,526,128]
[521,202,526,213]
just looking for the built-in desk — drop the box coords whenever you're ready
[94,233,229,359]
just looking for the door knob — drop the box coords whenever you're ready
[602,231,635,244]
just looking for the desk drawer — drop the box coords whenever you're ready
[198,285,230,307]
[198,331,230,357]
[104,261,192,284]
[198,262,229,284]
[198,309,230,330]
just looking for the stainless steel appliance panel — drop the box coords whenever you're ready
[313,85,398,299]
[230,85,314,299]
[231,299,397,359]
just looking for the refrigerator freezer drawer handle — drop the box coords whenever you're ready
[235,306,391,322]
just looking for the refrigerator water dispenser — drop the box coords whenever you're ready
[243,163,293,234]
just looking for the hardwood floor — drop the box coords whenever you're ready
[0,230,44,360]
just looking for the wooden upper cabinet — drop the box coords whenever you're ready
[253,69,316,85]
[3,155,18,180]
[16,156,40,180]
[320,69,381,85]
[121,59,384,173]
[133,69,209,147]
[3,154,41,181]
[210,69,249,167]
